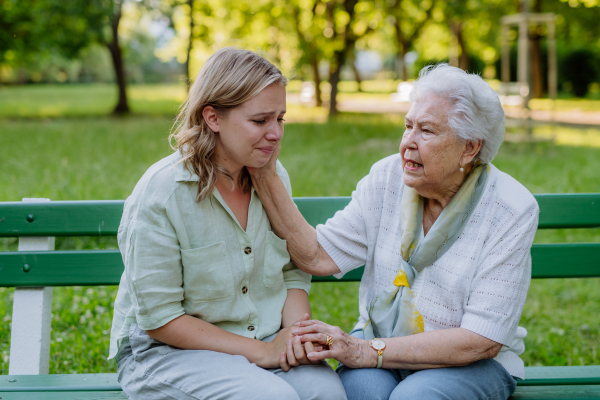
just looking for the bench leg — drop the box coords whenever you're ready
[8,286,53,374]
[9,198,55,375]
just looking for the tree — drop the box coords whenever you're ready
[288,0,327,106]
[0,0,36,85]
[0,0,96,85]
[385,0,435,80]
[148,0,213,86]
[0,0,132,113]
[324,0,380,117]
[81,0,131,114]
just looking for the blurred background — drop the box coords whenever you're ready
[1,0,599,375]
[3,0,600,115]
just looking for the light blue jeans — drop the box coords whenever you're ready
[337,330,517,400]
[116,323,347,400]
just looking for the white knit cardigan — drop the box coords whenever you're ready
[316,154,539,379]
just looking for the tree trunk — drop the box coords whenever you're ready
[530,0,544,98]
[397,47,408,81]
[530,32,544,98]
[18,68,27,85]
[326,0,358,118]
[185,0,194,89]
[328,51,346,117]
[311,54,322,107]
[394,21,408,81]
[107,2,129,114]
[451,22,469,71]
[351,53,362,92]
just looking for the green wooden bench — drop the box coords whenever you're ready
[1,194,599,399]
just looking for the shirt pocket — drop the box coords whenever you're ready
[263,231,290,288]
[180,242,234,302]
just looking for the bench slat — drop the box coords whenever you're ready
[522,366,600,386]
[0,201,124,237]
[535,193,600,229]
[531,244,600,279]
[1,243,598,287]
[0,391,127,399]
[1,367,598,392]
[2,387,599,400]
[1,194,599,237]
[0,250,123,287]
[0,374,120,392]
[511,385,600,399]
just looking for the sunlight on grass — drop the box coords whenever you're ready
[532,125,600,148]
[530,98,600,112]
[129,84,187,102]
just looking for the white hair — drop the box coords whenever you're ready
[409,64,505,164]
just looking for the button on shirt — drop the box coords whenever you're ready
[108,151,311,359]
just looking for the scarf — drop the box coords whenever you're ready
[363,163,490,340]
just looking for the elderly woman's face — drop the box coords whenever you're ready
[400,94,467,197]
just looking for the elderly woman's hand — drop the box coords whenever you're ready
[247,141,281,183]
[291,319,376,369]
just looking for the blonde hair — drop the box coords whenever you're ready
[170,47,288,202]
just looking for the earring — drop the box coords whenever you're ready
[459,161,464,172]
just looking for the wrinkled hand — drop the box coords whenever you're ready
[265,314,323,371]
[291,319,375,369]
[247,141,281,185]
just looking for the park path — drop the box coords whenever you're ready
[288,93,600,127]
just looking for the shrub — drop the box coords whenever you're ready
[560,49,598,97]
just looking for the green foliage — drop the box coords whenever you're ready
[0,0,103,66]
[561,49,598,97]
[0,84,599,374]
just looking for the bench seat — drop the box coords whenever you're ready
[0,373,120,392]
[2,366,599,399]
[4,388,600,400]
[0,391,127,399]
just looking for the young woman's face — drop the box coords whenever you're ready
[213,83,286,172]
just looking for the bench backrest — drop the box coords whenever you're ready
[1,194,599,287]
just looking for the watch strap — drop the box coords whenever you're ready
[376,351,383,368]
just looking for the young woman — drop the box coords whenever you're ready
[108,48,347,400]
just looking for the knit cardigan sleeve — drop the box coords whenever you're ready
[460,191,539,346]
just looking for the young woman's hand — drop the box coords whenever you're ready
[278,331,323,371]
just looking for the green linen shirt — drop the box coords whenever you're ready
[108,151,311,360]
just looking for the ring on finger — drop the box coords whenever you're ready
[326,335,333,346]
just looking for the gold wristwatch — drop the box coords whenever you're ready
[370,338,386,368]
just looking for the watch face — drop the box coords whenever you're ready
[372,339,386,350]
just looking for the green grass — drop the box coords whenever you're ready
[0,84,599,374]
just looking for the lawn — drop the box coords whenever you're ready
[0,83,599,374]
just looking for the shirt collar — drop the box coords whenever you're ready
[170,150,200,182]
[169,151,257,194]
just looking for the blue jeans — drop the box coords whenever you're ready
[337,330,517,400]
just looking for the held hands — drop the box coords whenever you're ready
[264,314,325,371]
[291,318,376,369]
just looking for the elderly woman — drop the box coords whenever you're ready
[249,64,539,400]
